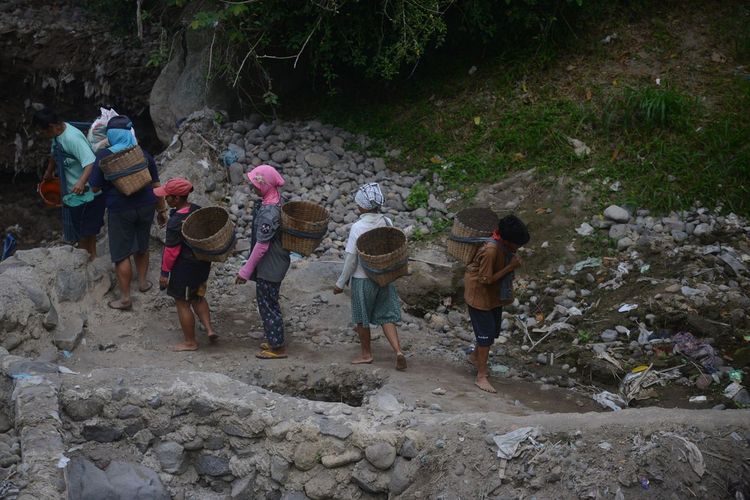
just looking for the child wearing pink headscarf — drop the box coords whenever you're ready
[235,165,291,359]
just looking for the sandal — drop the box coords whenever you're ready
[107,299,132,311]
[256,349,288,360]
[139,281,153,293]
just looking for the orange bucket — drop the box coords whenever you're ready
[38,179,62,208]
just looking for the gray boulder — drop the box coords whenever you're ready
[603,205,630,223]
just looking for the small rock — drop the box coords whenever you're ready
[365,442,397,470]
[603,205,629,223]
[195,454,231,476]
[155,441,185,474]
[321,449,362,468]
[600,330,618,342]
[536,353,548,365]
[431,388,446,396]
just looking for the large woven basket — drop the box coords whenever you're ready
[447,207,499,264]
[181,206,236,263]
[98,145,151,196]
[357,226,409,286]
[280,201,329,256]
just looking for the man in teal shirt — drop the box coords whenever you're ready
[34,107,105,259]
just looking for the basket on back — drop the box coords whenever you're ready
[280,201,329,256]
[357,227,409,286]
[181,206,236,263]
[98,145,152,196]
[447,207,499,264]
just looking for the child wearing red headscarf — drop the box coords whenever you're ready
[235,165,291,359]
[156,177,218,351]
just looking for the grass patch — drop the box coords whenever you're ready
[300,3,750,217]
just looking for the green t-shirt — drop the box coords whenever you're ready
[50,123,96,194]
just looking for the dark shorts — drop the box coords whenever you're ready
[468,305,502,347]
[167,280,207,302]
[61,194,106,243]
[108,204,156,263]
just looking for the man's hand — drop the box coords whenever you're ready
[235,276,247,285]
[333,286,344,295]
[159,276,169,290]
[71,179,86,195]
[156,210,168,228]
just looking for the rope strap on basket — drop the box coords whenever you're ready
[282,227,327,240]
[186,233,236,256]
[360,258,409,275]
[448,235,493,244]
[103,161,148,181]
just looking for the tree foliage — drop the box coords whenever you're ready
[89,0,590,95]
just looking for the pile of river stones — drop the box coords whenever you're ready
[189,116,449,285]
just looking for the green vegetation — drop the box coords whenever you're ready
[309,3,750,215]
[577,330,591,344]
[406,182,429,209]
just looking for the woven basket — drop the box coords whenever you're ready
[356,226,409,286]
[280,201,329,256]
[181,207,236,263]
[447,207,499,264]
[98,146,151,196]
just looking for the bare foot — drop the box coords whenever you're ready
[207,332,219,344]
[172,342,198,352]
[475,376,497,393]
[351,356,373,365]
[396,353,407,371]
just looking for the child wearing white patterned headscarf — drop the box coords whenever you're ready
[333,182,407,371]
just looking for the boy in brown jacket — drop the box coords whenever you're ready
[464,214,530,393]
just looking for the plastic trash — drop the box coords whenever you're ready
[729,370,743,383]
[689,395,707,403]
[662,432,705,478]
[640,477,650,489]
[492,427,540,459]
[570,257,602,275]
[724,382,743,399]
[1,233,16,261]
[593,391,627,411]
[62,350,73,359]
[220,149,239,167]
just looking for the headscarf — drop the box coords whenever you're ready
[247,164,285,205]
[106,115,137,154]
[354,182,384,210]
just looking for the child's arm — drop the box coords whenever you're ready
[238,242,269,280]
[161,246,180,277]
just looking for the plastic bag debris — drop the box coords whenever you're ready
[724,382,743,399]
[689,395,707,403]
[58,366,78,375]
[618,303,638,313]
[570,257,601,275]
[672,332,720,371]
[593,391,627,411]
[493,427,540,459]
[662,433,705,478]
[567,137,591,158]
[57,454,70,469]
